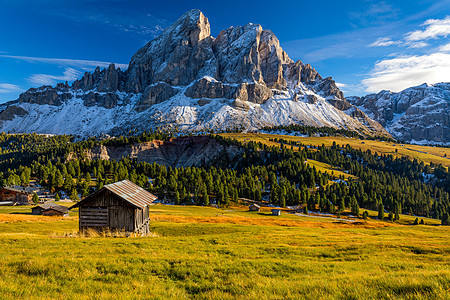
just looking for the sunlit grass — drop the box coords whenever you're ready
[0,204,448,299]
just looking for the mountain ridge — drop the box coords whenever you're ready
[0,9,388,137]
[348,82,450,145]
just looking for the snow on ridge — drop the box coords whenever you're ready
[0,85,369,136]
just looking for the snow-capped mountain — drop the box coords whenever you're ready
[348,83,450,145]
[0,9,388,137]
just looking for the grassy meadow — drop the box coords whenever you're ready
[0,204,448,299]
[220,133,450,169]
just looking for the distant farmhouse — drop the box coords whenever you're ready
[0,187,33,205]
[249,204,261,211]
[32,203,69,216]
[271,209,281,216]
[70,180,157,236]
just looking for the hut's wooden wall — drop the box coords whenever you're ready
[78,189,149,233]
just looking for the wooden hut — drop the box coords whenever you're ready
[32,202,69,216]
[70,180,157,235]
[0,187,32,204]
[249,204,261,211]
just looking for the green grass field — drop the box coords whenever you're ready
[0,204,448,299]
[220,133,450,169]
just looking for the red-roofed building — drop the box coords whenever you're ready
[70,180,157,235]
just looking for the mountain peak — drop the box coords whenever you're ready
[169,9,211,42]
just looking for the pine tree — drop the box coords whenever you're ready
[339,197,345,212]
[350,196,359,217]
[32,193,39,204]
[85,173,91,185]
[55,170,64,188]
[442,212,449,225]
[362,211,369,220]
[223,186,230,207]
[174,190,180,205]
[280,194,286,208]
[55,193,60,202]
[378,203,384,220]
[388,211,394,222]
[70,188,79,201]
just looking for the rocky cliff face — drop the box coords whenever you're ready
[348,83,450,144]
[77,136,242,168]
[0,9,388,138]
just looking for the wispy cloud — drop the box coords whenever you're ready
[362,52,450,93]
[28,68,82,86]
[349,1,399,28]
[335,82,348,88]
[369,37,401,47]
[406,41,429,48]
[0,54,128,70]
[335,82,349,92]
[370,15,450,49]
[0,83,23,94]
[47,5,167,39]
[405,16,450,41]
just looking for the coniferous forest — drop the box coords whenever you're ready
[0,131,448,224]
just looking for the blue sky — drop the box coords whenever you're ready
[1,0,450,103]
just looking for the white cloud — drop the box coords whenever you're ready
[335,82,348,88]
[405,16,450,41]
[0,55,128,70]
[406,41,430,48]
[363,52,450,93]
[0,83,23,94]
[29,68,82,86]
[369,37,400,47]
[439,42,450,52]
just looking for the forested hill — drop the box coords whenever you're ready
[0,132,448,224]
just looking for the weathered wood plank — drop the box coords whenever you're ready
[79,212,108,216]
[80,216,108,220]
[80,222,107,226]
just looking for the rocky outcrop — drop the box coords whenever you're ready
[184,78,273,104]
[0,105,28,121]
[72,64,126,92]
[348,83,450,144]
[18,86,72,106]
[81,136,242,168]
[135,83,177,111]
[82,92,119,109]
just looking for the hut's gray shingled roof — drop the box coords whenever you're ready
[34,202,69,213]
[70,180,157,210]
[104,180,156,209]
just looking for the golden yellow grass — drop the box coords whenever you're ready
[0,213,76,223]
[306,159,358,180]
[0,204,448,299]
[221,133,450,168]
[151,214,392,229]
